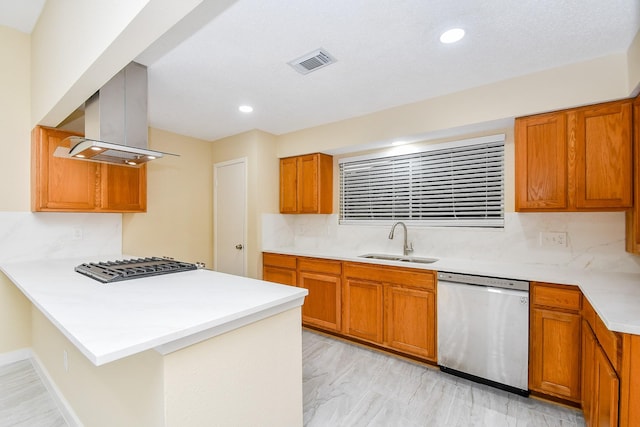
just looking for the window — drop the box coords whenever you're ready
[339,134,505,227]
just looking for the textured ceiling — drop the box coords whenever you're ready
[142,0,640,141]
[3,1,640,142]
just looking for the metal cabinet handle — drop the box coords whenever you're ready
[235,244,244,250]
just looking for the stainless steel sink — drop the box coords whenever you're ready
[358,253,438,264]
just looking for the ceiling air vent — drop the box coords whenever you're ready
[288,48,337,75]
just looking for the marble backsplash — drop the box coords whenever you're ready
[0,212,121,263]
[262,212,640,274]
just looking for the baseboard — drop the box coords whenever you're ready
[29,352,84,427]
[0,347,32,366]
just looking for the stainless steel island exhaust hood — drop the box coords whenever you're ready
[56,62,176,167]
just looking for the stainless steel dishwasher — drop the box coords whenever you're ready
[437,271,530,396]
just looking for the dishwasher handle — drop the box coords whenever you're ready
[438,271,529,292]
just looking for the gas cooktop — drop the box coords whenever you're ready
[75,257,198,283]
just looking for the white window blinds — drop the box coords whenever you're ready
[339,135,505,227]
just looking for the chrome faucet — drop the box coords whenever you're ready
[388,221,413,256]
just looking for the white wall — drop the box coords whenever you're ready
[164,308,303,426]
[123,128,214,266]
[0,26,31,212]
[276,53,630,158]
[30,0,205,128]
[263,212,640,275]
[212,130,279,278]
[32,309,165,427]
[628,29,640,94]
[0,211,121,356]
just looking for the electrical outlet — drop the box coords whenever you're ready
[539,231,567,247]
[63,350,69,372]
[71,226,83,241]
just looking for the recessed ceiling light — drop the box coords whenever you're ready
[238,105,253,113]
[391,140,411,146]
[440,28,465,44]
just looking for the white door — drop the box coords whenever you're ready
[214,158,247,276]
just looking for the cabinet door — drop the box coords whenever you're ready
[297,154,319,213]
[384,285,436,361]
[625,95,640,253]
[31,126,99,211]
[100,164,146,211]
[279,157,298,213]
[593,344,620,427]
[620,334,640,427]
[343,278,383,344]
[263,266,297,286]
[515,113,568,211]
[582,320,596,426]
[574,101,632,209]
[299,271,341,332]
[530,307,581,401]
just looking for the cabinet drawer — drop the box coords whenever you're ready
[298,257,342,275]
[344,262,435,290]
[532,282,581,311]
[263,253,297,270]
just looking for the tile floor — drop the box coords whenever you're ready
[302,330,586,427]
[0,359,68,427]
[1,332,586,427]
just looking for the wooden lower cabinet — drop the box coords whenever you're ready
[582,319,596,423]
[262,253,297,286]
[263,265,297,286]
[620,334,640,427]
[529,282,582,402]
[385,284,436,360]
[582,299,621,427]
[592,343,619,427]
[343,278,383,344]
[299,271,341,332]
[343,262,437,362]
[530,307,582,400]
[298,257,342,332]
[264,254,437,362]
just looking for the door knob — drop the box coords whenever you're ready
[235,244,243,250]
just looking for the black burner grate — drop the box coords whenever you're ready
[75,257,198,283]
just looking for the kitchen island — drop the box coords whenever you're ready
[0,256,308,427]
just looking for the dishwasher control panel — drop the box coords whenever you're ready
[437,271,529,291]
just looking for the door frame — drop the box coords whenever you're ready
[213,157,248,276]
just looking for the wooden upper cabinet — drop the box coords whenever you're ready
[101,163,147,211]
[279,157,298,213]
[32,126,99,211]
[515,99,632,212]
[573,101,632,209]
[515,112,568,210]
[31,126,147,213]
[625,94,640,254]
[279,153,332,214]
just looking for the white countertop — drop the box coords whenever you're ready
[264,248,640,336]
[0,256,307,366]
